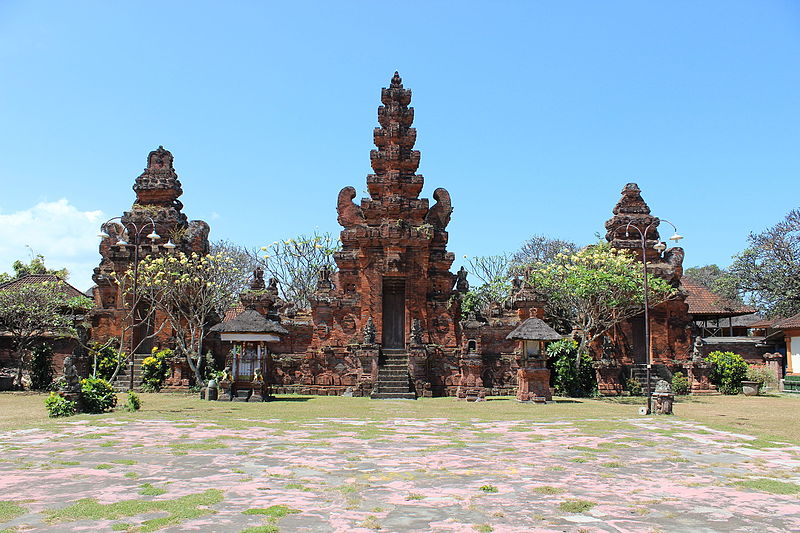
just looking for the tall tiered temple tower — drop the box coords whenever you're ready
[91,147,210,366]
[326,71,460,349]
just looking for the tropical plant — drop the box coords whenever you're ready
[546,339,596,397]
[527,242,677,365]
[80,377,117,413]
[123,391,141,412]
[89,341,125,381]
[30,343,54,390]
[705,351,748,395]
[671,371,690,395]
[745,365,777,390]
[44,393,76,418]
[140,347,171,392]
[625,377,643,396]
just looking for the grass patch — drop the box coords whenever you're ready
[240,526,278,533]
[112,459,137,466]
[480,485,499,493]
[0,501,26,521]
[44,489,223,532]
[559,499,596,513]
[94,464,113,470]
[111,523,131,531]
[360,515,381,530]
[734,479,800,495]
[168,439,227,451]
[138,483,167,496]
[600,461,623,468]
[124,472,139,479]
[473,525,493,533]
[532,486,564,495]
[243,505,300,518]
[406,493,425,500]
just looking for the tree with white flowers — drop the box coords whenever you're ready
[133,251,244,383]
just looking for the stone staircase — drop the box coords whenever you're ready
[629,364,671,394]
[371,349,416,399]
[111,353,148,392]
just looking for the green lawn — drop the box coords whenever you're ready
[2,391,799,444]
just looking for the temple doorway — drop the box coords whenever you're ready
[382,278,405,349]
[630,316,646,364]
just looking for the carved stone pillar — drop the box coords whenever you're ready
[763,353,783,390]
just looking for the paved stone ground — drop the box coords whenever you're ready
[1,411,800,532]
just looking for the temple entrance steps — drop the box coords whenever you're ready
[111,353,148,392]
[629,364,672,394]
[371,349,416,399]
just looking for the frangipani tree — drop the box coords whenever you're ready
[257,232,340,309]
[0,280,93,386]
[134,251,243,383]
[527,243,677,365]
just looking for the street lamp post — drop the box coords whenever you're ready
[98,217,176,391]
[624,218,683,414]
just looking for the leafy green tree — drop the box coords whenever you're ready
[0,281,93,387]
[728,209,800,318]
[3,253,69,281]
[684,264,741,303]
[527,243,677,364]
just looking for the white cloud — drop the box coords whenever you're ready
[0,199,104,291]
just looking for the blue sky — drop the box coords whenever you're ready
[1,1,798,290]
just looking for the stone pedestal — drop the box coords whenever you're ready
[516,364,551,403]
[233,389,250,402]
[218,378,233,401]
[456,352,485,401]
[164,358,193,389]
[684,361,717,395]
[593,361,624,396]
[652,380,674,414]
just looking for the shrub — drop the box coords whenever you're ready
[671,371,690,395]
[141,347,171,392]
[80,377,117,413]
[123,391,141,412]
[30,343,54,390]
[625,377,643,396]
[90,342,125,381]
[45,392,76,418]
[746,365,777,390]
[546,339,597,397]
[705,351,748,395]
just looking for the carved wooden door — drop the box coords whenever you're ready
[630,316,646,364]
[382,279,405,349]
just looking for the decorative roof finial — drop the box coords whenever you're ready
[390,71,402,88]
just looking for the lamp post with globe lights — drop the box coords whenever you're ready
[98,217,176,390]
[624,218,683,414]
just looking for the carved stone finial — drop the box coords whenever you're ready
[455,266,469,293]
[316,265,333,290]
[390,71,403,88]
[133,146,183,205]
[251,267,265,290]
